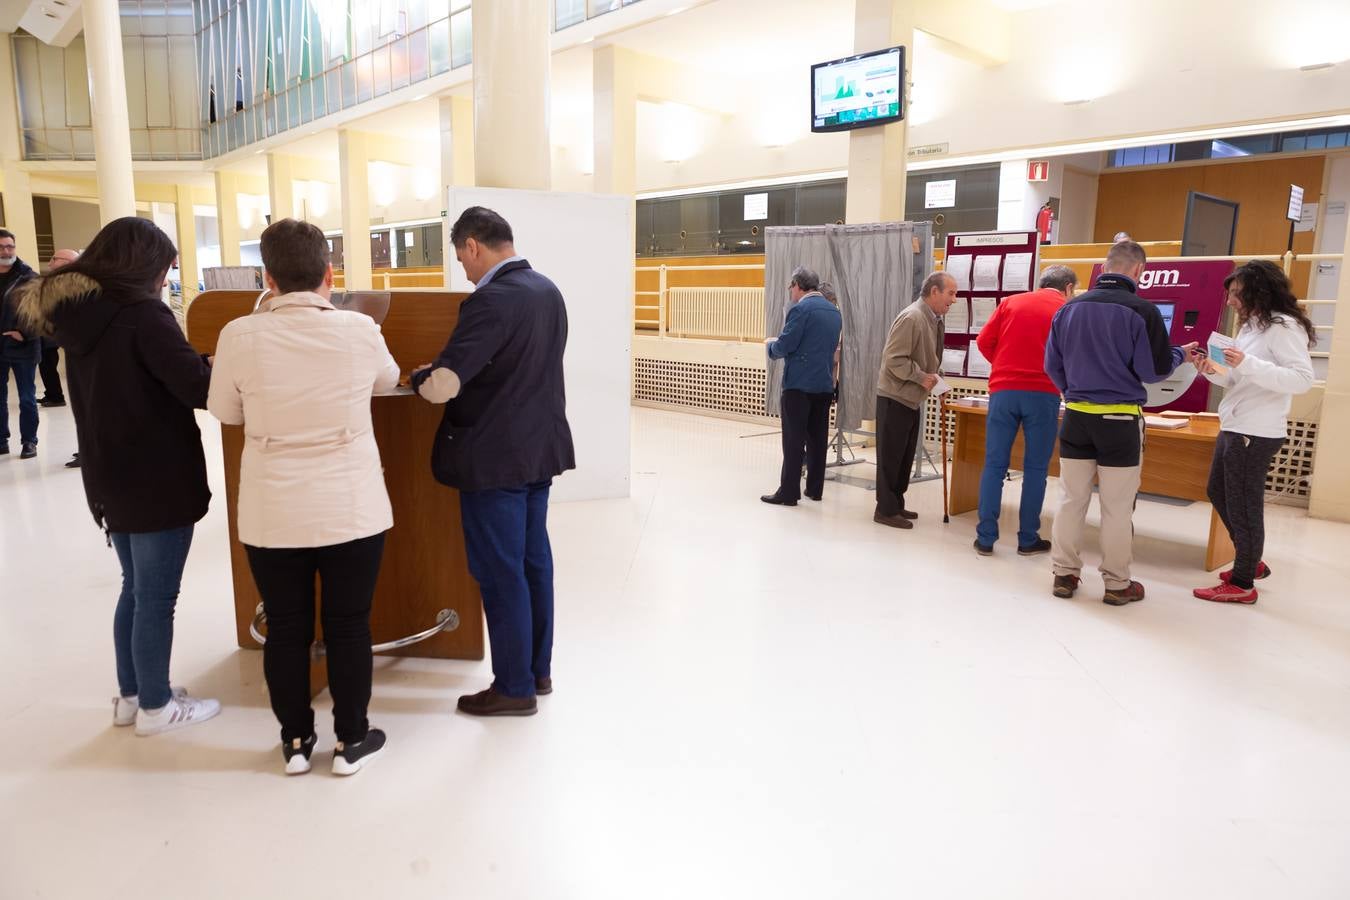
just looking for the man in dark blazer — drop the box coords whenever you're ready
[413,207,575,717]
[761,266,843,506]
[0,228,40,459]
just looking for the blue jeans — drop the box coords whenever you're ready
[976,390,1060,548]
[110,526,195,710]
[0,358,39,446]
[459,481,555,699]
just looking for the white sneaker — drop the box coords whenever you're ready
[134,694,221,736]
[112,686,188,726]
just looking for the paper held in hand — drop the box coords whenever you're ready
[1207,332,1236,375]
[931,375,953,397]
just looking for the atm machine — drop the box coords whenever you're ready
[1089,260,1234,412]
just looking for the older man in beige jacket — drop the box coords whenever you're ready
[874,272,958,529]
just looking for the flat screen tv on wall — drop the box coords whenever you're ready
[811,46,904,133]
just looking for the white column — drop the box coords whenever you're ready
[82,0,137,223]
[845,0,915,224]
[593,45,638,197]
[0,38,40,263]
[213,170,242,266]
[174,184,199,304]
[471,0,551,191]
[267,153,297,223]
[439,95,474,285]
[338,130,372,290]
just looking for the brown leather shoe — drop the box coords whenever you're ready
[873,512,914,530]
[898,509,918,520]
[457,688,538,717]
[535,677,552,696]
[1103,581,1145,607]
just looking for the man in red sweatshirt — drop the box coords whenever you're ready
[972,265,1078,556]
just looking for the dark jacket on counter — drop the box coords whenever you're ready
[18,271,212,533]
[412,258,575,492]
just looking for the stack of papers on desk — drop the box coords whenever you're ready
[1144,415,1188,429]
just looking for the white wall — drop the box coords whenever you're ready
[446,187,632,502]
[48,197,101,251]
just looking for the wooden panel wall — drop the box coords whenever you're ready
[1094,155,1326,293]
[634,254,766,330]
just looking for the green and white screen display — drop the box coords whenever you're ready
[811,46,904,133]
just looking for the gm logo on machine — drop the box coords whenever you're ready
[1138,268,1191,290]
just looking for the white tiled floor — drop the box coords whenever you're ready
[3,403,1350,899]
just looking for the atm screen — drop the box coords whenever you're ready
[1153,302,1176,333]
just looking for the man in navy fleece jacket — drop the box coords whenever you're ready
[1042,240,1197,607]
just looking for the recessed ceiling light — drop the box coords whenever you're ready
[1063,98,1092,107]
[1300,62,1336,71]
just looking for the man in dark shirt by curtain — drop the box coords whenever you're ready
[0,228,40,459]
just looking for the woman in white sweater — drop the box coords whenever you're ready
[1193,260,1315,604]
[208,219,400,774]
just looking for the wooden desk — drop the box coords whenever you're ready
[944,403,1235,571]
[185,290,484,668]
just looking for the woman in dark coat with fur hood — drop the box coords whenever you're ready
[19,216,221,736]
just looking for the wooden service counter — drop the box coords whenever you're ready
[186,290,483,666]
[944,402,1235,571]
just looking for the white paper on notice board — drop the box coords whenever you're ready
[744,192,769,221]
[970,298,997,334]
[926,179,957,209]
[941,348,967,375]
[945,254,972,291]
[972,255,1002,291]
[967,340,992,377]
[944,299,969,333]
[1002,252,1033,291]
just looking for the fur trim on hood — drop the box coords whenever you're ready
[16,271,102,339]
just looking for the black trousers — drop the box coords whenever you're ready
[875,395,921,517]
[1207,431,1283,589]
[779,389,832,500]
[245,532,386,744]
[38,343,63,401]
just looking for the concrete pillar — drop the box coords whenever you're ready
[439,95,475,284]
[267,153,297,223]
[593,46,638,197]
[214,170,242,266]
[471,0,551,190]
[174,184,199,304]
[82,0,137,223]
[1308,220,1350,522]
[844,0,914,224]
[0,38,40,264]
[338,130,372,290]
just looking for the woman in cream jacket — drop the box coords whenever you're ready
[208,219,400,775]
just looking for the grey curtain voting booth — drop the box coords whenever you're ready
[764,222,934,430]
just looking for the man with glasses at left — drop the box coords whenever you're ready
[0,228,40,460]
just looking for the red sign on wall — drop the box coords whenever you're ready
[1027,160,1049,182]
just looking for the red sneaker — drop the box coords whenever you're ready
[1219,562,1270,584]
[1193,583,1258,604]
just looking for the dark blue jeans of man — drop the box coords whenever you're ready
[976,390,1061,549]
[0,358,39,446]
[459,481,554,699]
[109,526,195,710]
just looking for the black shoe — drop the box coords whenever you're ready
[761,493,798,507]
[1018,539,1052,556]
[282,733,317,775]
[973,539,993,556]
[898,509,918,520]
[38,397,66,408]
[65,453,80,468]
[457,688,538,717]
[332,728,386,775]
[19,443,36,460]
[873,511,913,530]
[535,676,553,696]
[1052,574,1080,598]
[805,492,822,502]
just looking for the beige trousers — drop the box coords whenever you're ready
[1051,458,1143,591]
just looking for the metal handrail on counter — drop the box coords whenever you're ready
[250,604,461,659]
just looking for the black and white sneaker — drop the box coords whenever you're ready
[332,728,385,776]
[283,734,317,775]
